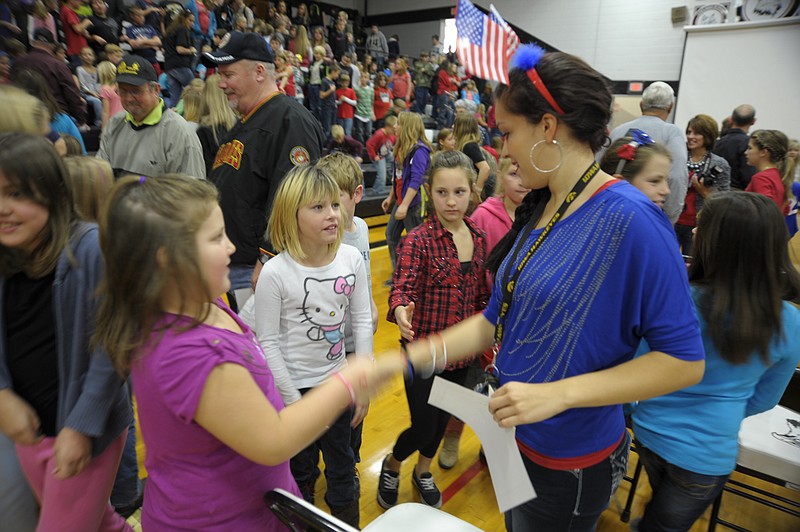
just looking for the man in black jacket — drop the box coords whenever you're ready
[712,104,756,190]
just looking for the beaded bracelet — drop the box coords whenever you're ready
[333,372,356,407]
[419,338,437,380]
[436,335,448,374]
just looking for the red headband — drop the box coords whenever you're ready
[525,68,565,115]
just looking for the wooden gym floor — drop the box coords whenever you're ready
[129,212,799,531]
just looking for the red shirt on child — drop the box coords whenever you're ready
[336,87,356,119]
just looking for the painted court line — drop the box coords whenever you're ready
[442,459,487,505]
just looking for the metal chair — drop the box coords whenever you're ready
[265,489,484,532]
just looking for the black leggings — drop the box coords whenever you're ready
[392,366,470,462]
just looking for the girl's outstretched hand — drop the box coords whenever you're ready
[339,353,406,409]
[52,427,92,479]
[394,302,415,341]
[488,381,568,428]
[0,389,42,446]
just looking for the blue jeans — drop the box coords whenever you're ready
[111,413,141,509]
[385,202,422,270]
[337,117,353,137]
[370,154,392,196]
[320,105,336,140]
[506,431,631,532]
[436,93,454,129]
[352,117,371,147]
[414,86,429,114]
[290,388,356,509]
[83,94,103,127]
[636,444,729,532]
[309,84,321,121]
[165,67,195,109]
[229,264,255,291]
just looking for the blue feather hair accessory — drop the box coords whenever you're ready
[508,44,565,115]
[510,44,546,71]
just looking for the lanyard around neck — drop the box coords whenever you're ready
[493,161,600,346]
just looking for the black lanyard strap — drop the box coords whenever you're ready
[494,161,600,346]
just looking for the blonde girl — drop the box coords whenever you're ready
[460,78,480,105]
[390,57,412,105]
[378,150,492,509]
[95,172,391,530]
[197,74,238,176]
[294,24,312,67]
[180,87,203,129]
[382,111,433,269]
[0,132,132,532]
[453,113,491,194]
[62,156,114,222]
[254,164,373,527]
[274,51,296,96]
[97,61,122,129]
[471,157,531,252]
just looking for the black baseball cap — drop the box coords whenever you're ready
[116,55,158,86]
[202,31,274,66]
[32,28,56,45]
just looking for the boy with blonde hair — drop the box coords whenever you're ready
[315,153,378,493]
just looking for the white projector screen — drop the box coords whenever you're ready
[674,18,800,138]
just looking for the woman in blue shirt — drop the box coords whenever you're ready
[386,45,705,531]
[631,191,800,531]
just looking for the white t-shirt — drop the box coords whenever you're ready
[342,216,372,352]
[254,245,373,404]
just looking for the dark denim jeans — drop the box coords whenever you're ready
[229,264,255,291]
[290,388,356,509]
[436,93,454,129]
[165,67,195,109]
[636,444,729,532]
[309,84,321,121]
[111,392,141,509]
[414,86,429,114]
[385,203,422,271]
[337,117,353,137]
[320,105,337,140]
[352,118,371,148]
[369,154,392,196]
[505,430,631,532]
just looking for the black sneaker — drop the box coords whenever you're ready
[412,469,442,508]
[354,466,361,497]
[377,455,399,509]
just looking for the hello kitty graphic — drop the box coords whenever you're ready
[301,275,355,360]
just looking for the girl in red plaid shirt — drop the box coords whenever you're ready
[377,150,492,510]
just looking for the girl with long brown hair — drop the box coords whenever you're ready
[632,191,800,531]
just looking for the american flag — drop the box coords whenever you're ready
[456,0,520,85]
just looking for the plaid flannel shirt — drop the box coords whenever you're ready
[388,214,492,369]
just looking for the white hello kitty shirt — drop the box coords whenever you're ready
[254,245,373,405]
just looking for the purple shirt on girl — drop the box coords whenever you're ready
[132,301,299,531]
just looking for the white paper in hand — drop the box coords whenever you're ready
[428,376,536,512]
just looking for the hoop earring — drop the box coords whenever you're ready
[529,139,563,173]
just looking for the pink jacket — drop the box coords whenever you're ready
[469,196,512,253]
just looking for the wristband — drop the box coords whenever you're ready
[401,344,414,385]
[333,372,356,407]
